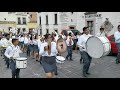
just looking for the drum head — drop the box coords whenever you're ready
[16,57,27,61]
[56,56,65,61]
[86,37,104,58]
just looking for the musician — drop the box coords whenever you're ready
[114,25,120,64]
[33,35,39,61]
[19,35,24,51]
[4,38,22,78]
[38,37,44,64]
[96,28,107,37]
[3,34,12,68]
[77,27,92,77]
[28,35,34,59]
[66,32,74,61]
[23,34,29,53]
[39,34,58,78]
[61,33,66,40]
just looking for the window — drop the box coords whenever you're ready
[23,28,26,32]
[55,29,58,33]
[46,15,48,25]
[8,27,12,31]
[40,29,42,35]
[46,29,49,34]
[69,27,75,29]
[71,12,73,14]
[18,17,21,24]
[87,21,94,35]
[23,18,26,24]
[54,14,58,25]
[39,16,41,25]
[17,28,20,34]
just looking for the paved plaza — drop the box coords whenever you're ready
[0,51,119,78]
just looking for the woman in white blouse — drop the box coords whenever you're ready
[33,35,39,61]
[39,34,58,78]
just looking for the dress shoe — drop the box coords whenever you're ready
[80,61,83,64]
[66,57,68,60]
[116,59,119,64]
[40,61,42,65]
[55,73,58,75]
[86,72,90,75]
[83,73,87,77]
[70,59,73,61]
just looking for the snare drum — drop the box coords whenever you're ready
[16,57,27,69]
[56,56,65,64]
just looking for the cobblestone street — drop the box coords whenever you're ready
[0,51,119,78]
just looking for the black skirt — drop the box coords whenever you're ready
[42,56,57,73]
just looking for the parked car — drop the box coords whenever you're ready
[61,29,81,37]
[107,34,118,55]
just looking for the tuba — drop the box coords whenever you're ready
[57,37,67,54]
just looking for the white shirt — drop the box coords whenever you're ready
[66,36,74,46]
[38,41,43,50]
[54,36,59,42]
[114,31,120,43]
[77,34,92,52]
[4,44,22,59]
[39,42,58,56]
[1,38,9,47]
[62,35,66,40]
[33,39,38,45]
[24,37,29,44]
[19,37,24,42]
[96,32,106,37]
[28,40,34,45]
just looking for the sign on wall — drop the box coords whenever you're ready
[85,14,102,18]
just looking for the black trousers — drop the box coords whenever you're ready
[4,57,9,68]
[81,51,92,74]
[9,60,20,78]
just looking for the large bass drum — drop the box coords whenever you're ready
[86,36,111,58]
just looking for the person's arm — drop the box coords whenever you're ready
[4,47,12,59]
[18,46,22,53]
[39,43,47,55]
[77,37,84,48]
[114,33,120,41]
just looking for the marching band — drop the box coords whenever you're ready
[0,25,119,78]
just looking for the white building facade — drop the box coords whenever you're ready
[37,12,81,35]
[0,12,30,34]
[15,12,30,34]
[38,12,120,36]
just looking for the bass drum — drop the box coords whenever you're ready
[86,36,111,58]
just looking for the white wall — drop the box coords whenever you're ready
[38,12,120,36]
[0,12,16,21]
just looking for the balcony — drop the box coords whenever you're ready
[27,22,38,29]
